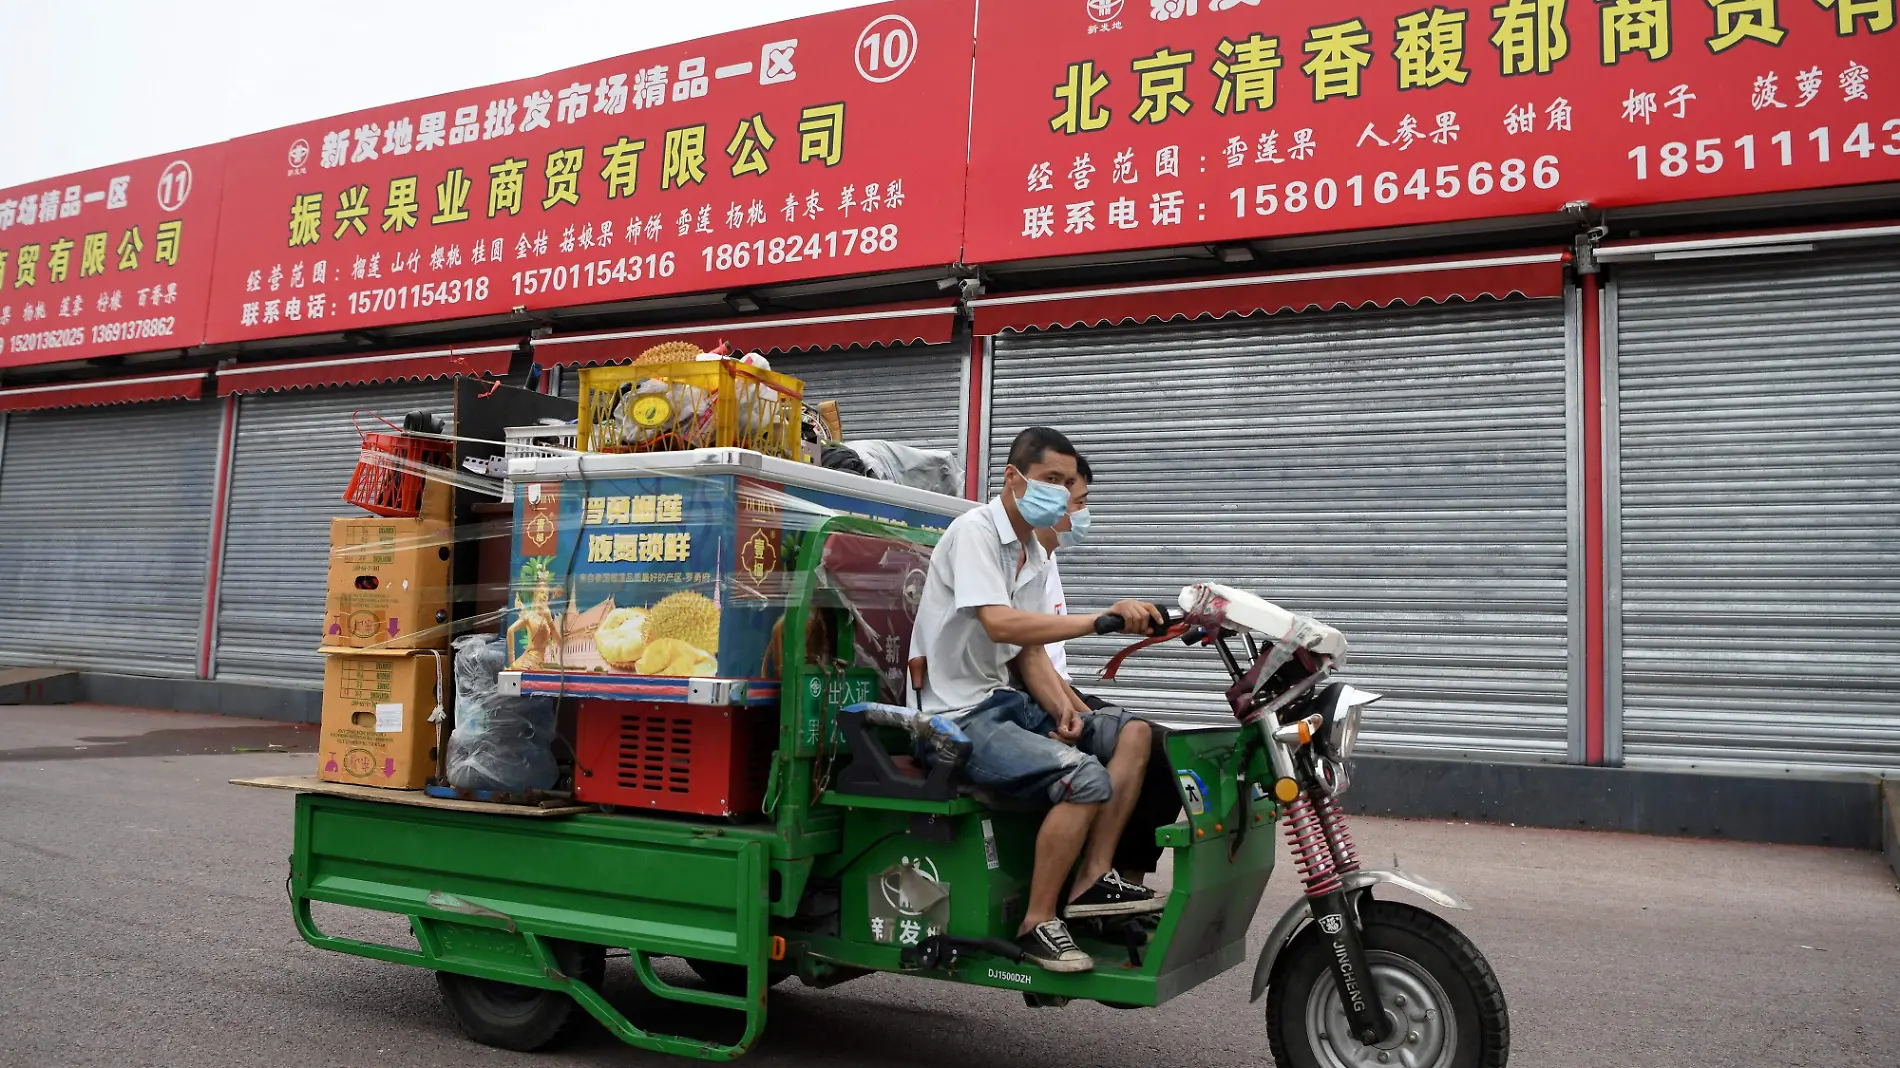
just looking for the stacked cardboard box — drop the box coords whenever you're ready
[318,479,452,790]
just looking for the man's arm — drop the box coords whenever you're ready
[1014,644,1084,741]
[975,598,1163,647]
[975,605,1097,647]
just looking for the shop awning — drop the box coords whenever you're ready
[531,300,959,367]
[968,251,1569,335]
[0,370,207,413]
[214,343,517,396]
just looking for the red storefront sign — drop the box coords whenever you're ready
[205,0,976,346]
[0,147,225,369]
[968,0,1900,261]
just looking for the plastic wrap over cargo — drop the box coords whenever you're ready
[445,633,559,794]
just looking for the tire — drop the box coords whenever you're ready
[436,939,606,1052]
[1265,900,1508,1068]
[686,959,790,997]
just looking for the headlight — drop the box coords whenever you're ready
[1326,685,1381,761]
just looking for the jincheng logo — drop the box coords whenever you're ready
[1086,0,1124,22]
[1317,913,1345,935]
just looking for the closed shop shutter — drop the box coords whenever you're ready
[214,383,454,686]
[776,343,965,455]
[1608,248,1900,774]
[0,402,220,675]
[989,298,1574,760]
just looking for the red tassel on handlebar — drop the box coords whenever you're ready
[1095,624,1188,681]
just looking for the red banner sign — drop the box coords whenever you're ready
[0,147,225,369]
[205,0,975,346]
[967,0,1900,261]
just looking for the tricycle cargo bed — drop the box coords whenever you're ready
[291,792,776,1059]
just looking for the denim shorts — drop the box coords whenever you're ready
[924,689,1133,807]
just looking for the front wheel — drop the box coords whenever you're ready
[1266,900,1508,1068]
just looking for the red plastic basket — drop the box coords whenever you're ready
[344,414,453,518]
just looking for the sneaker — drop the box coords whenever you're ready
[1016,919,1094,973]
[1062,872,1168,918]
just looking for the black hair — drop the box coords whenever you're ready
[1075,453,1093,484]
[1006,426,1079,474]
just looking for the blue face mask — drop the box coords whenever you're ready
[1015,477,1071,529]
[1056,508,1091,549]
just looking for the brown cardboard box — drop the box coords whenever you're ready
[324,515,452,650]
[317,648,443,790]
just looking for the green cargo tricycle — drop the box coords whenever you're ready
[286,514,1509,1066]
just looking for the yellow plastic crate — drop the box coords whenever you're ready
[577,358,804,459]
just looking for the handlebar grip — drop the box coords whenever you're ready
[1096,605,1181,637]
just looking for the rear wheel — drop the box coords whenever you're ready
[436,939,606,1052]
[1265,900,1507,1068]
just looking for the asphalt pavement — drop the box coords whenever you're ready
[1,702,1895,1068]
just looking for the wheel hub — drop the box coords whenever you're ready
[1306,951,1455,1068]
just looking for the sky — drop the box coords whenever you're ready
[0,1,880,189]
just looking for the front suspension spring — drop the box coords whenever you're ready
[1313,792,1360,875]
[1281,794,1342,897]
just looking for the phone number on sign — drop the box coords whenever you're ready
[1230,156,1561,217]
[703,225,900,271]
[1628,121,1900,180]
[91,316,179,345]
[349,276,492,315]
[514,253,677,297]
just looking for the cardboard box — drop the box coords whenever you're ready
[324,515,452,650]
[317,648,443,790]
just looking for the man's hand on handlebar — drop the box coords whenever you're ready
[1106,599,1164,635]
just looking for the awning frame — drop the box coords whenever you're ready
[214,343,516,396]
[967,250,1570,335]
[1593,221,1900,264]
[531,300,959,367]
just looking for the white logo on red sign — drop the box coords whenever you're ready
[1087,0,1125,22]
[287,139,310,172]
[157,161,193,212]
[856,14,917,84]
[760,38,798,85]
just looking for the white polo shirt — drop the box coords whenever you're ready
[1045,555,1071,681]
[907,497,1054,716]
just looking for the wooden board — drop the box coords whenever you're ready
[230,774,590,818]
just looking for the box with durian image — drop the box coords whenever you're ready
[505,471,963,683]
[504,474,780,681]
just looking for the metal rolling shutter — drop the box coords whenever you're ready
[0,402,220,675]
[1609,248,1900,774]
[776,343,965,455]
[989,298,1574,760]
[214,383,453,686]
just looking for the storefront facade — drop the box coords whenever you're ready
[0,1,1895,797]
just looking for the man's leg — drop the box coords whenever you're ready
[1023,801,1097,933]
[1070,718,1150,894]
[950,693,1113,941]
[1115,717,1179,882]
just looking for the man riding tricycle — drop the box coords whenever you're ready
[283,427,1508,1067]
